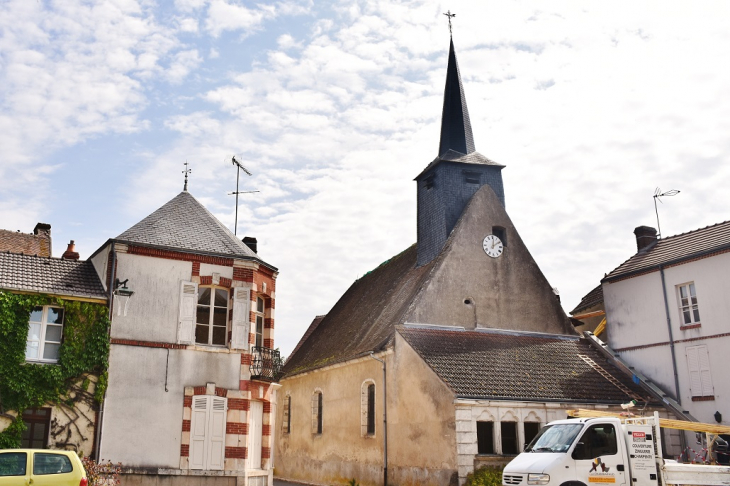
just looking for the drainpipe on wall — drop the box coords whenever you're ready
[659,265,681,403]
[370,352,388,486]
[94,244,116,461]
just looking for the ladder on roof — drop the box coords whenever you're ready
[577,354,644,402]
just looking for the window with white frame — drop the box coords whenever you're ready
[254,297,264,348]
[686,345,714,400]
[311,390,323,435]
[676,282,701,327]
[196,287,229,346]
[26,306,64,362]
[361,380,375,436]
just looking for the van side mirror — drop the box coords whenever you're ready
[572,442,586,460]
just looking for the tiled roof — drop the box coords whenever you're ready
[398,326,651,404]
[570,285,604,315]
[286,315,326,364]
[0,252,107,300]
[604,221,730,281]
[0,229,51,257]
[282,244,437,377]
[116,191,266,264]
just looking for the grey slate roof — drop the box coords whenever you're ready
[570,285,604,315]
[282,244,437,377]
[116,191,265,263]
[604,220,730,282]
[438,39,475,158]
[398,325,651,404]
[0,252,107,300]
[415,150,504,180]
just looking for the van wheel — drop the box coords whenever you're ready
[560,482,587,486]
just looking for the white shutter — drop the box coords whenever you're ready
[230,288,250,350]
[189,396,209,469]
[207,397,227,470]
[696,346,714,396]
[178,281,198,344]
[248,401,263,469]
[686,346,703,397]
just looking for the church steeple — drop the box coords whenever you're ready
[438,39,475,158]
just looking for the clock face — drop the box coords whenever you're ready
[482,234,503,258]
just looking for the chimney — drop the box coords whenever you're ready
[62,240,80,260]
[33,222,52,257]
[634,226,657,252]
[242,237,257,254]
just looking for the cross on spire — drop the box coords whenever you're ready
[182,161,192,191]
[443,10,455,37]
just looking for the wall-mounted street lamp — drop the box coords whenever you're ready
[114,278,134,316]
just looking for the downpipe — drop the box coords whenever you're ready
[370,352,388,486]
[94,245,116,461]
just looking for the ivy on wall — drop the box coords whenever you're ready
[0,290,110,448]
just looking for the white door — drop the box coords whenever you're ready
[189,396,227,471]
[248,401,263,469]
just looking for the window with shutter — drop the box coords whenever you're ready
[189,395,227,470]
[195,287,229,346]
[231,288,250,350]
[178,281,198,344]
[676,282,701,328]
[686,345,714,399]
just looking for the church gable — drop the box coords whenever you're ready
[407,183,575,335]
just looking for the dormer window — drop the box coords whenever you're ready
[196,288,228,346]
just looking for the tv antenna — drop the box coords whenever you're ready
[228,155,259,235]
[653,187,680,239]
[182,161,192,191]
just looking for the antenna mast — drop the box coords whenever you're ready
[653,187,680,239]
[228,155,259,235]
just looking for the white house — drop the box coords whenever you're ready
[602,223,730,456]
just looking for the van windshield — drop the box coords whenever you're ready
[525,424,584,453]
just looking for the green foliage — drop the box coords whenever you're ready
[0,418,26,449]
[347,479,360,486]
[465,466,504,486]
[0,290,110,446]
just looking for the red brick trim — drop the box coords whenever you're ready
[239,380,250,391]
[226,422,248,434]
[233,268,254,282]
[264,338,274,348]
[111,338,187,350]
[692,395,715,402]
[269,298,275,309]
[241,354,252,365]
[262,425,271,437]
[201,276,212,285]
[262,401,271,413]
[614,332,730,352]
[180,444,189,457]
[680,323,702,331]
[225,447,246,459]
[262,447,271,459]
[192,262,200,277]
[228,398,249,411]
[183,396,192,408]
[193,386,207,396]
[182,420,191,432]
[215,387,227,397]
[264,318,273,329]
[128,245,234,266]
[249,333,255,344]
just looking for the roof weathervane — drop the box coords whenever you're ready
[443,10,455,37]
[182,161,192,191]
[653,187,680,239]
[228,155,260,235]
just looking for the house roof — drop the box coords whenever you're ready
[0,227,51,257]
[286,315,326,364]
[282,244,437,377]
[438,38,475,158]
[0,252,107,301]
[115,191,272,267]
[398,325,651,404]
[603,220,730,282]
[570,285,604,315]
[414,150,504,180]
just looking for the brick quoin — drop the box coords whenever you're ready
[219,277,232,288]
[249,333,255,344]
[225,447,247,459]
[192,262,200,276]
[200,276,212,285]
[264,338,274,349]
[269,298,275,309]
[226,422,248,435]
[128,246,233,266]
[239,380,250,391]
[228,398,249,411]
[182,420,191,432]
[264,318,273,329]
[233,268,254,282]
[180,445,189,457]
[262,447,271,459]
[262,425,271,437]
[262,401,271,413]
[193,386,206,396]
[241,354,252,365]
[215,387,228,397]
[183,396,192,408]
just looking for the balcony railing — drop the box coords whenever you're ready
[249,346,282,382]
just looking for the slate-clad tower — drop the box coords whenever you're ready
[416,39,505,266]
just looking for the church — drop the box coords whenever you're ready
[274,37,666,486]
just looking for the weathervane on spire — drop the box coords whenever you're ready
[443,10,455,36]
[182,161,192,191]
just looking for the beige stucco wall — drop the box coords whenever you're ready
[276,334,457,486]
[407,185,575,336]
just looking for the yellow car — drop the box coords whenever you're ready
[0,449,88,486]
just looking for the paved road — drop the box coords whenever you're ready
[273,478,313,486]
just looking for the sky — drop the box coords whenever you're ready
[2,0,730,357]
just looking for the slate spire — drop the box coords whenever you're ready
[438,39,475,157]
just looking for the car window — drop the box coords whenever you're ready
[33,453,73,475]
[0,452,27,476]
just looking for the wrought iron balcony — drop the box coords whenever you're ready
[249,346,282,382]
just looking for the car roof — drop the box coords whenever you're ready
[0,449,78,455]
